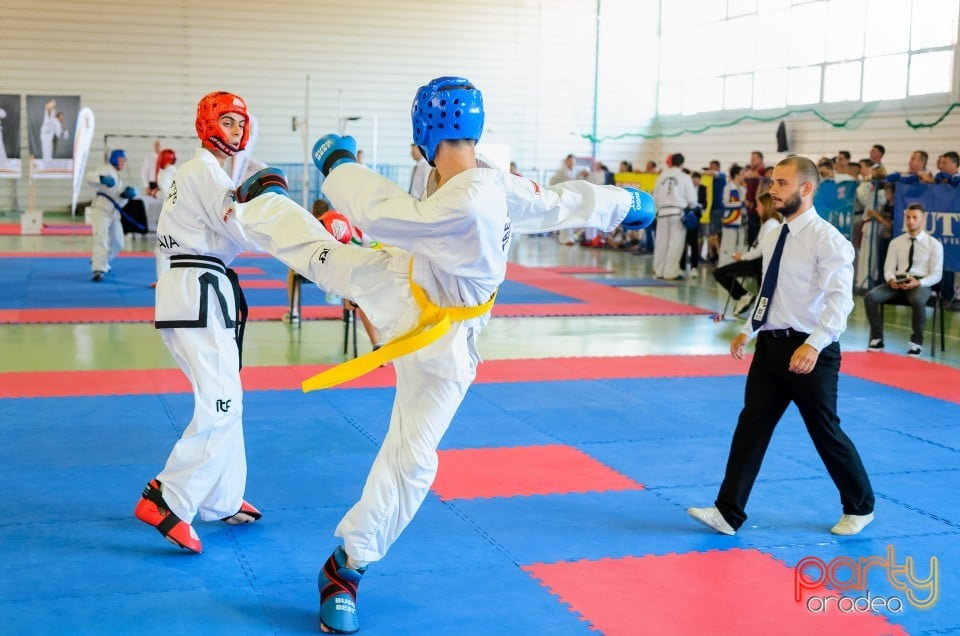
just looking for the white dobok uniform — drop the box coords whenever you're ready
[652,167,697,279]
[86,164,130,273]
[153,148,261,523]
[153,164,177,279]
[234,160,634,563]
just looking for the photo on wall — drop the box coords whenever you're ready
[27,94,80,178]
[0,94,21,178]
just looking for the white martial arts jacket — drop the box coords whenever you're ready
[85,164,129,215]
[154,148,259,328]
[235,160,634,382]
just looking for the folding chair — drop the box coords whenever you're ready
[718,274,758,321]
[343,302,358,359]
[878,283,945,356]
[288,273,303,327]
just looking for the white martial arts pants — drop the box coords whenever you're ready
[304,245,475,564]
[336,354,470,564]
[157,318,246,523]
[90,205,123,273]
[652,214,685,279]
[236,195,483,564]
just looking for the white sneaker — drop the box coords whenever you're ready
[733,293,755,316]
[688,506,736,535]
[867,338,884,352]
[907,343,922,357]
[830,512,875,535]
[282,311,300,324]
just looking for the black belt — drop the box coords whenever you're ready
[762,328,809,339]
[163,254,248,370]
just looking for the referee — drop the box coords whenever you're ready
[689,156,875,536]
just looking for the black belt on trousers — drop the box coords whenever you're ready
[761,328,809,339]
[166,254,248,370]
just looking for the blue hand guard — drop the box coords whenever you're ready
[621,188,656,231]
[236,167,289,203]
[121,186,137,199]
[312,134,358,176]
[99,175,116,188]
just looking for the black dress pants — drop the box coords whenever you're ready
[715,332,875,529]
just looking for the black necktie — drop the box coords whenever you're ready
[751,223,790,331]
[906,238,915,273]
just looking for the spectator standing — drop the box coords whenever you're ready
[408,143,430,199]
[743,151,766,246]
[718,165,747,267]
[550,154,579,245]
[652,153,697,279]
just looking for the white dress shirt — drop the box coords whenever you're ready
[740,217,781,261]
[882,231,944,287]
[741,206,854,351]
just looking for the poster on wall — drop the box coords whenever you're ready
[27,94,80,178]
[0,94,21,178]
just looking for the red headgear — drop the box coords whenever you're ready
[157,149,177,171]
[195,92,250,156]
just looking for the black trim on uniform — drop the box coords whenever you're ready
[155,254,249,370]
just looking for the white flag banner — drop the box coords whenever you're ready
[71,107,95,216]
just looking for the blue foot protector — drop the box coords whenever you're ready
[318,546,366,633]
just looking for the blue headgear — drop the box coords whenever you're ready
[411,76,484,164]
[109,149,126,168]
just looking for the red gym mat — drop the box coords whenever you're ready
[0,354,750,399]
[0,223,92,236]
[499,263,706,317]
[534,266,615,274]
[841,351,960,403]
[523,549,907,635]
[432,444,643,501]
[3,353,954,401]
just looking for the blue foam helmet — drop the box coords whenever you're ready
[411,76,484,163]
[109,149,126,168]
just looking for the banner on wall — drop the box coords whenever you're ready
[614,171,715,223]
[71,107,95,216]
[0,94,22,178]
[894,182,960,272]
[813,178,858,239]
[27,94,80,178]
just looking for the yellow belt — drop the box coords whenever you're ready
[301,260,497,392]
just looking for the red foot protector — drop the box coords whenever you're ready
[432,444,643,501]
[523,549,907,635]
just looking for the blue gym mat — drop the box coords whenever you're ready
[0,255,580,310]
[0,374,956,634]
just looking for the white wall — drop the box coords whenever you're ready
[0,0,956,213]
[0,0,659,212]
[630,95,960,176]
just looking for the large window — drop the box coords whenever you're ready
[657,0,959,115]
